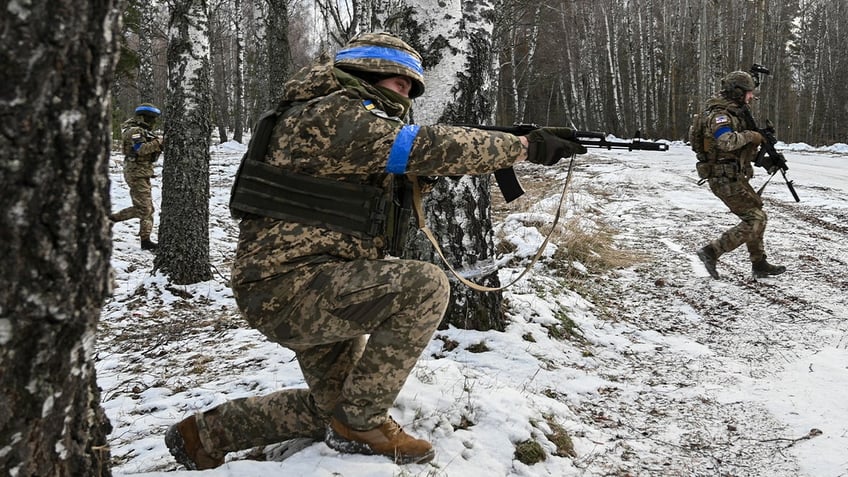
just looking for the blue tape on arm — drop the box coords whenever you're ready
[386,125,421,174]
[714,126,733,139]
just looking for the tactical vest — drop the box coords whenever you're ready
[229,104,412,256]
[692,105,751,181]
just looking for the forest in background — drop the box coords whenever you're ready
[4,1,845,473]
[113,0,847,147]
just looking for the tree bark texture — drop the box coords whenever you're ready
[380,0,507,331]
[0,1,120,475]
[266,0,292,104]
[156,0,213,284]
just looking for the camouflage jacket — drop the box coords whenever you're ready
[232,59,525,285]
[702,95,760,177]
[121,118,162,179]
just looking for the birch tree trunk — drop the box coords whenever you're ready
[210,7,230,142]
[516,4,542,123]
[267,0,292,103]
[0,0,120,474]
[233,0,245,142]
[156,0,213,284]
[139,4,159,102]
[373,0,506,331]
[244,0,269,120]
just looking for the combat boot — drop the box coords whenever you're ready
[697,244,720,279]
[164,414,225,470]
[752,256,786,278]
[140,238,158,251]
[326,416,435,464]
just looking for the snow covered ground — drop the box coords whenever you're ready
[98,139,848,477]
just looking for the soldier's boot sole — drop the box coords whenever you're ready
[697,247,720,279]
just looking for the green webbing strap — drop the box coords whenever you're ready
[409,156,576,292]
[231,159,388,239]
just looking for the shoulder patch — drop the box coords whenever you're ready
[714,114,730,125]
[363,102,401,121]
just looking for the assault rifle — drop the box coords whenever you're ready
[745,64,801,202]
[457,123,669,202]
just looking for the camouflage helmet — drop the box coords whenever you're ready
[134,103,161,118]
[721,71,756,98]
[334,32,425,98]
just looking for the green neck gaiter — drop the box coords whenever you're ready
[375,86,413,119]
[333,68,412,119]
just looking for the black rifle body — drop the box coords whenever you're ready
[458,123,668,202]
[740,107,801,202]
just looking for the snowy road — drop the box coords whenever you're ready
[557,143,848,476]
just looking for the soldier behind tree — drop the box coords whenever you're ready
[110,103,164,251]
[163,32,586,468]
[692,71,786,279]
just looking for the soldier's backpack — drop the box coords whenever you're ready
[688,112,707,155]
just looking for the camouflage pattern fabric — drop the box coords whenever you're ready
[111,173,154,238]
[706,177,767,262]
[191,58,528,457]
[197,259,448,453]
[700,95,767,263]
[232,61,524,285]
[112,118,162,240]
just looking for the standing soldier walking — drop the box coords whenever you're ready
[164,32,586,469]
[691,71,786,279]
[110,103,164,251]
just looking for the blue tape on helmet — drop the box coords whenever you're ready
[135,105,161,116]
[386,125,421,174]
[335,46,424,76]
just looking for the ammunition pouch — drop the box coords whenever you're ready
[230,159,389,240]
[385,176,413,256]
[696,159,740,180]
[228,102,413,254]
[695,161,711,179]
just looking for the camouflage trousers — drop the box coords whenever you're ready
[111,171,154,240]
[707,176,767,262]
[195,258,449,456]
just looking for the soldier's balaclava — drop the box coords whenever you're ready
[333,32,426,99]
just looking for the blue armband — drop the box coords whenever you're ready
[714,126,733,139]
[386,125,421,174]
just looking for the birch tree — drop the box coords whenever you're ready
[155,0,213,284]
[138,2,159,102]
[373,0,507,331]
[267,0,293,103]
[210,1,231,142]
[0,0,120,474]
[232,0,245,142]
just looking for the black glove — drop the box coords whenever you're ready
[525,127,587,166]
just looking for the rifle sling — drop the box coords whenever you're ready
[409,156,576,292]
[230,159,388,239]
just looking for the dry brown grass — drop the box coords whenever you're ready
[491,175,648,280]
[550,215,648,278]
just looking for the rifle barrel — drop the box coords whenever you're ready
[455,124,668,151]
